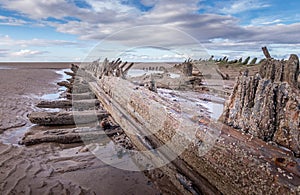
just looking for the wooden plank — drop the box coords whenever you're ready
[66,92,96,100]
[36,99,100,109]
[28,110,108,125]
[20,127,123,146]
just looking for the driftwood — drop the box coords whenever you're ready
[89,76,300,195]
[28,110,108,125]
[36,99,100,109]
[20,127,123,146]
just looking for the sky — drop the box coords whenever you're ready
[0,0,300,62]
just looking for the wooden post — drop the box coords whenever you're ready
[262,46,272,58]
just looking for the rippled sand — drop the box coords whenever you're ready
[0,63,160,194]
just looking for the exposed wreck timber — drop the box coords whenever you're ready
[64,71,76,77]
[57,81,73,89]
[216,68,230,80]
[36,99,100,109]
[20,127,122,146]
[262,46,272,59]
[221,53,300,156]
[89,76,300,195]
[66,92,96,100]
[28,110,108,125]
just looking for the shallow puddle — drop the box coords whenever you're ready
[0,125,32,145]
[158,89,224,120]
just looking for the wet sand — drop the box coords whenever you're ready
[0,63,160,194]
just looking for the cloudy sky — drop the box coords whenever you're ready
[0,0,300,62]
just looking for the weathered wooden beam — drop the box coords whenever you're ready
[89,76,300,195]
[28,110,108,125]
[89,80,221,195]
[216,68,230,80]
[71,63,79,73]
[36,99,72,108]
[36,99,100,109]
[57,81,72,89]
[66,92,96,100]
[64,71,76,77]
[123,62,134,74]
[20,127,123,146]
[262,46,272,59]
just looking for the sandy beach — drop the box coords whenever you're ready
[0,63,160,194]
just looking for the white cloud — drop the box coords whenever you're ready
[0,35,82,47]
[250,18,282,26]
[0,0,299,61]
[0,15,28,26]
[218,0,270,14]
[0,49,9,57]
[0,0,83,20]
[11,49,46,57]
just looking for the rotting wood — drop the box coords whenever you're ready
[66,92,96,100]
[81,58,134,79]
[182,60,193,76]
[71,63,79,73]
[36,99,72,108]
[89,80,221,195]
[221,53,300,156]
[89,76,300,195]
[262,46,272,59]
[19,127,123,146]
[57,81,72,89]
[36,99,100,109]
[28,110,108,125]
[64,71,76,77]
[216,68,230,80]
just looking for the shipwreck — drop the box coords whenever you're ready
[26,48,300,194]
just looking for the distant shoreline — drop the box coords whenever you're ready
[0,61,179,69]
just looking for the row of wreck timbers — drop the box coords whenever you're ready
[25,47,299,194]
